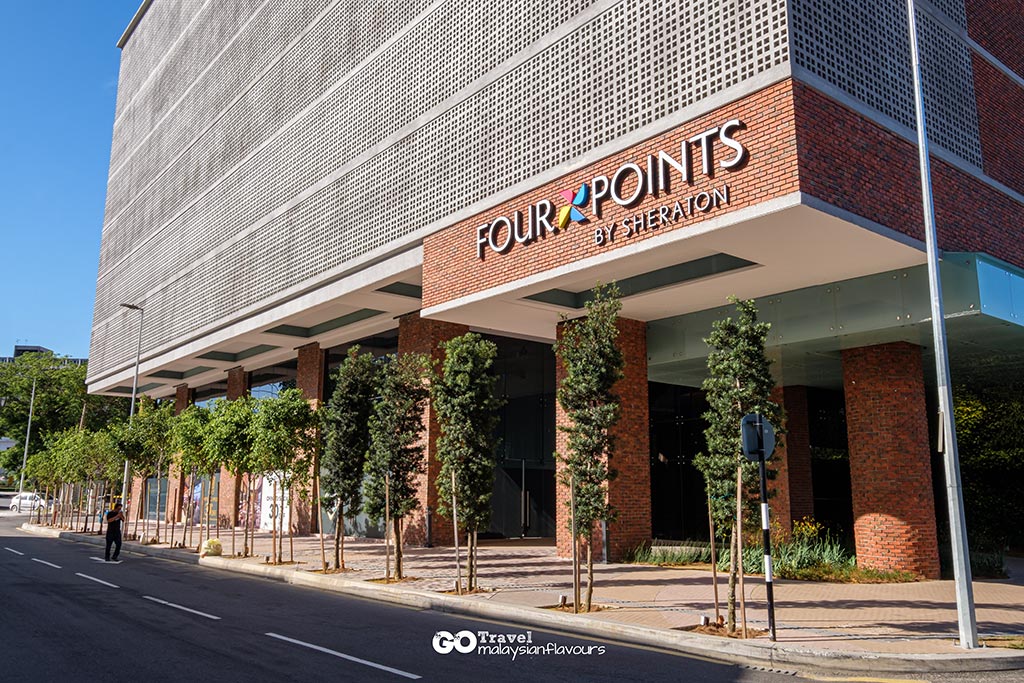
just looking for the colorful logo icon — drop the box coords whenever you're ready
[556,183,590,230]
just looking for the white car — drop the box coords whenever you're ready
[9,492,53,513]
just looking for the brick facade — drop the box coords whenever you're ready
[218,367,251,529]
[769,385,814,535]
[167,384,194,523]
[966,0,1024,78]
[398,312,470,547]
[794,81,1024,270]
[555,317,650,562]
[842,342,940,579]
[293,342,328,535]
[423,80,799,310]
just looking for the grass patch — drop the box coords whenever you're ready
[980,636,1024,650]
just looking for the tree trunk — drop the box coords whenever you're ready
[278,480,285,564]
[467,530,475,591]
[316,466,326,572]
[451,470,462,594]
[570,477,580,614]
[197,477,206,553]
[155,463,162,544]
[271,480,278,563]
[727,522,738,633]
[393,516,403,580]
[288,481,294,564]
[585,540,594,613]
[736,464,748,639]
[334,503,343,570]
[384,472,391,582]
[708,491,721,624]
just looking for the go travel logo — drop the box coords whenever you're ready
[431,629,606,661]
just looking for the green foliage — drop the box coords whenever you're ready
[321,347,378,518]
[431,333,505,532]
[173,404,215,475]
[251,388,318,487]
[205,396,256,477]
[953,384,1024,551]
[0,351,129,472]
[694,297,782,535]
[553,282,624,537]
[363,353,430,524]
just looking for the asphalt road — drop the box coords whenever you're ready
[0,492,1018,683]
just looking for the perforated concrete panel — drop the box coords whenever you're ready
[91,0,790,380]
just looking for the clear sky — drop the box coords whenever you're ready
[0,1,143,359]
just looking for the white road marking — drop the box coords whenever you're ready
[90,557,120,564]
[31,558,61,569]
[142,595,220,620]
[76,573,119,589]
[265,632,421,679]
[4,547,24,555]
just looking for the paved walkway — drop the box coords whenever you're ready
[41,519,1024,658]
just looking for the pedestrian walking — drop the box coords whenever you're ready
[105,503,125,562]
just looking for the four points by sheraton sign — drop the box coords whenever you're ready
[475,119,748,259]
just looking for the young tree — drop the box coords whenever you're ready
[553,282,624,613]
[132,397,176,543]
[431,333,504,591]
[172,404,216,551]
[321,347,378,570]
[251,388,318,564]
[694,297,782,634]
[205,396,256,556]
[363,353,430,580]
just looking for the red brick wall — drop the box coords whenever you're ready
[555,318,651,562]
[219,368,251,530]
[794,82,1024,269]
[397,313,469,547]
[966,0,1024,77]
[769,385,814,535]
[292,343,327,535]
[423,80,799,309]
[168,384,194,523]
[972,55,1024,195]
[842,342,940,579]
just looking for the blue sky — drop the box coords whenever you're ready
[1,1,143,359]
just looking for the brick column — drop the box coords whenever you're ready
[555,318,651,562]
[398,312,470,547]
[167,385,194,523]
[219,367,251,529]
[768,385,814,535]
[293,342,328,535]
[842,342,940,579]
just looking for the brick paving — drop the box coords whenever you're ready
[123,521,1024,657]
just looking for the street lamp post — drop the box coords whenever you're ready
[905,0,978,649]
[120,303,145,514]
[17,377,37,496]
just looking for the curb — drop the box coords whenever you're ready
[21,523,1024,674]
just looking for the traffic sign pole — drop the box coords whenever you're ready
[758,446,777,642]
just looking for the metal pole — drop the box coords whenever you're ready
[121,305,144,513]
[757,417,777,642]
[905,0,978,649]
[17,377,37,496]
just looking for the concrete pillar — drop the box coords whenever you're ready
[293,343,328,535]
[842,342,940,579]
[555,318,651,562]
[398,312,470,546]
[769,385,814,535]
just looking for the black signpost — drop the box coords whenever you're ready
[740,413,777,642]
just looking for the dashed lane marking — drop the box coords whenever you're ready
[800,675,927,683]
[31,558,61,569]
[142,595,220,620]
[265,632,421,679]
[76,573,119,589]
[4,547,24,555]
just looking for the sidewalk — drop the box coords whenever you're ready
[21,521,1024,673]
